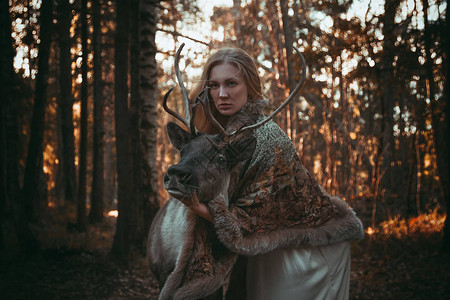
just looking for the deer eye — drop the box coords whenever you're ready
[217,155,226,164]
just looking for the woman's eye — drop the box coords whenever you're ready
[228,81,237,87]
[208,83,218,89]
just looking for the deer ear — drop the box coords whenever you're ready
[167,122,190,150]
[228,137,257,162]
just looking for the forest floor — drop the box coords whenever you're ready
[1,208,449,300]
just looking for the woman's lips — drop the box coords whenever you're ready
[218,103,232,109]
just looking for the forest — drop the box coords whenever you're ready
[0,0,449,299]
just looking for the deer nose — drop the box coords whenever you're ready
[166,165,193,185]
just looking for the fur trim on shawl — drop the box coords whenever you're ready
[158,100,363,299]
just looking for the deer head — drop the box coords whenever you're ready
[164,122,256,202]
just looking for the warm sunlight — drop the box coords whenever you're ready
[107,210,118,218]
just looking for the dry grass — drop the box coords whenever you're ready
[350,210,449,300]
[364,208,446,239]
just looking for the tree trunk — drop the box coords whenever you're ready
[77,0,89,231]
[266,1,287,132]
[104,126,116,210]
[111,0,132,258]
[129,0,143,246]
[57,0,77,204]
[405,135,416,217]
[0,0,21,251]
[21,0,54,252]
[54,94,66,203]
[22,0,53,220]
[232,0,242,47]
[140,0,160,245]
[89,0,105,223]
[380,0,401,194]
[0,69,6,250]
[415,131,422,215]
[279,0,296,141]
[442,1,450,252]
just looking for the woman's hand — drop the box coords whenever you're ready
[180,191,213,222]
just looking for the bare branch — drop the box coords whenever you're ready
[157,28,210,46]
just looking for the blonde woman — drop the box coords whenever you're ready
[169,47,363,300]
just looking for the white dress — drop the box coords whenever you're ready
[246,242,351,300]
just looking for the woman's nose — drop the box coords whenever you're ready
[219,86,228,98]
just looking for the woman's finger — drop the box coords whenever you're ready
[191,190,200,205]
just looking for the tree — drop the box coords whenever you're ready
[76,0,89,232]
[232,0,242,46]
[129,0,144,245]
[380,0,402,191]
[443,1,450,252]
[57,0,77,204]
[0,0,20,250]
[111,0,161,257]
[139,0,160,244]
[111,0,132,258]
[98,2,117,211]
[280,0,297,139]
[90,0,106,223]
[22,0,53,220]
[20,0,55,251]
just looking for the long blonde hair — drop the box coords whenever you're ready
[190,47,264,133]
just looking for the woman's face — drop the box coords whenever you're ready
[208,62,248,116]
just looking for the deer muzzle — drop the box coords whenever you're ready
[164,165,198,200]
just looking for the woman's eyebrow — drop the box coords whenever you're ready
[208,77,240,83]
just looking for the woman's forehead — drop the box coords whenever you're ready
[208,62,243,81]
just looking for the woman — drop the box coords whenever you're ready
[176,47,364,299]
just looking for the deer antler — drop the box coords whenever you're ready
[162,43,193,132]
[163,88,190,129]
[174,43,191,123]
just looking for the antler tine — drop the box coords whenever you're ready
[163,87,190,129]
[189,98,199,135]
[234,46,307,134]
[174,43,192,123]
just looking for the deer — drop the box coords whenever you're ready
[147,44,306,299]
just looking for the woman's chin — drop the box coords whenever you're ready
[217,109,236,116]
